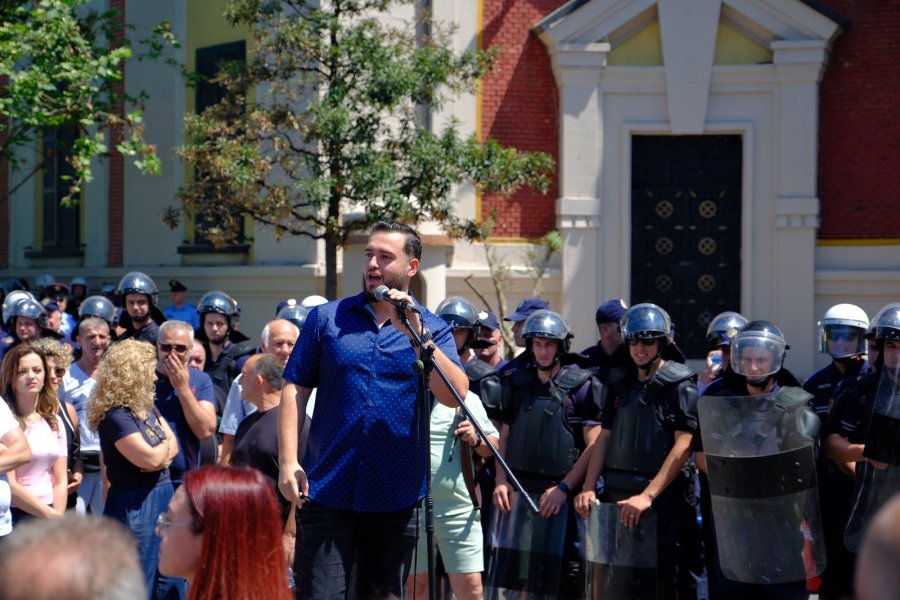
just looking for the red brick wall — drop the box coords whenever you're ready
[481,1,565,239]
[818,1,900,239]
[107,0,125,266]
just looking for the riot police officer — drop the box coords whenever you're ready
[195,290,254,394]
[0,295,64,362]
[575,303,698,600]
[116,271,166,344]
[806,304,869,417]
[436,296,503,420]
[491,309,603,599]
[806,304,869,599]
[699,310,748,394]
[825,304,900,567]
[696,321,819,599]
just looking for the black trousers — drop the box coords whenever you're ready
[294,500,419,600]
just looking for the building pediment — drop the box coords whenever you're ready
[536,0,842,49]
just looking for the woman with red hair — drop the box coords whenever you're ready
[157,465,291,600]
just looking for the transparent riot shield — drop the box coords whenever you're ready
[485,491,568,600]
[844,367,900,552]
[582,501,657,600]
[698,389,825,584]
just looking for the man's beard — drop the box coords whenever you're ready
[362,272,407,302]
[131,312,150,324]
[209,334,228,345]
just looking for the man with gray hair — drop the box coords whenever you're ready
[154,320,217,486]
[218,319,300,465]
[0,513,146,599]
[59,316,112,514]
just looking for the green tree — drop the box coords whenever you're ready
[0,0,174,203]
[172,0,553,298]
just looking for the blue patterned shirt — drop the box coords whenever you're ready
[283,291,460,512]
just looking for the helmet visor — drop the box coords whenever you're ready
[821,324,866,358]
[731,335,785,379]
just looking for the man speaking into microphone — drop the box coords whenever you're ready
[279,221,469,600]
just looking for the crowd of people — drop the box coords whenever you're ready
[0,220,898,600]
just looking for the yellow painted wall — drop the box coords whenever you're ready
[608,22,663,66]
[714,22,771,65]
[606,21,771,67]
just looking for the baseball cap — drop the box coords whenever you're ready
[503,298,550,322]
[169,279,188,292]
[477,311,500,331]
[595,299,628,325]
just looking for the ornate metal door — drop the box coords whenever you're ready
[631,135,742,359]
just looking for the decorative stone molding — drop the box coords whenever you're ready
[775,196,820,229]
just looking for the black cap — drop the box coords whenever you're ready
[169,279,188,292]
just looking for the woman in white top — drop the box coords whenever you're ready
[0,398,31,538]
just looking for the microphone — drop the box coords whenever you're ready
[373,285,420,313]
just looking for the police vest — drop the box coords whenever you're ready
[505,367,593,480]
[465,360,502,421]
[605,362,695,479]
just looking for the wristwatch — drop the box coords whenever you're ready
[411,330,433,347]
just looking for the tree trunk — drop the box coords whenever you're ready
[325,235,338,300]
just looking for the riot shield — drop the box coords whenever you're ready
[698,389,825,584]
[583,501,657,600]
[485,491,568,600]
[845,368,900,552]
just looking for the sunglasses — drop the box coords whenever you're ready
[158,344,189,354]
[155,513,200,536]
[627,339,659,347]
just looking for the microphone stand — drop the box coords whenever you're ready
[395,308,538,600]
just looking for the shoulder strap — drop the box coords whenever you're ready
[654,361,695,385]
[554,367,592,394]
[465,359,497,382]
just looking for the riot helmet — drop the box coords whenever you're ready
[436,296,479,351]
[706,311,748,348]
[198,290,239,330]
[3,278,29,294]
[621,303,671,342]
[2,290,36,326]
[818,304,868,359]
[277,301,309,331]
[621,303,671,370]
[301,295,328,309]
[116,272,159,306]
[78,295,117,327]
[731,321,788,386]
[8,297,49,332]
[523,309,573,369]
[873,303,900,342]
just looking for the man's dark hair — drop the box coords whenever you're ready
[252,353,285,392]
[369,221,422,261]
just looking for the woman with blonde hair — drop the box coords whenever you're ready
[30,337,81,509]
[89,339,181,599]
[2,343,67,523]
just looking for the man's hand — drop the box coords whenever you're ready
[66,470,83,495]
[493,483,512,513]
[617,492,653,527]
[539,485,567,518]
[575,490,597,518]
[279,461,309,506]
[384,289,423,341]
[164,352,191,393]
